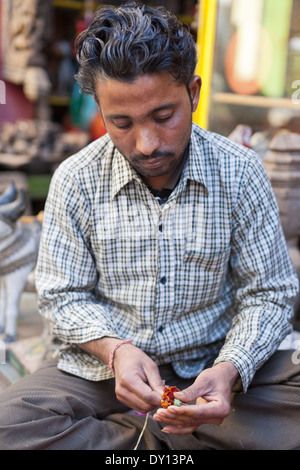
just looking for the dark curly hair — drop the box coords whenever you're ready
[74,2,197,102]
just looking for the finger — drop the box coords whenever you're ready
[144,365,165,399]
[132,374,164,408]
[117,388,154,413]
[127,359,164,403]
[154,400,225,425]
[157,410,224,431]
[161,419,223,435]
[173,384,199,403]
[146,372,165,395]
[161,419,224,435]
[162,424,197,435]
[155,413,223,427]
[153,407,196,426]
[154,410,215,426]
[173,390,208,410]
[117,373,163,413]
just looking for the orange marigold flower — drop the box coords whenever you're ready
[161,386,182,408]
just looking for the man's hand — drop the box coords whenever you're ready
[113,343,165,413]
[153,362,239,434]
[80,337,165,414]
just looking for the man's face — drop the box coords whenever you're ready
[95,73,201,189]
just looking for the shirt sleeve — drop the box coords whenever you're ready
[35,160,122,345]
[213,152,299,392]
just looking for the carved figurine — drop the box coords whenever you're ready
[0,183,42,343]
[1,0,53,102]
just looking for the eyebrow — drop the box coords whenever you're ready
[106,103,177,120]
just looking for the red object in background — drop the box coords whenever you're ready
[0,82,34,127]
[228,124,253,148]
[89,111,107,140]
[225,32,260,96]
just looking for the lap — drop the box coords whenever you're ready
[195,350,300,450]
[0,350,299,450]
[0,361,194,450]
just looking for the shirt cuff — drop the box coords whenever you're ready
[52,323,123,346]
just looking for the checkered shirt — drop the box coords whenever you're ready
[36,123,299,391]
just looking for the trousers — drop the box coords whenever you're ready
[0,350,299,450]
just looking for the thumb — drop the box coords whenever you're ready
[146,367,165,395]
[174,385,208,404]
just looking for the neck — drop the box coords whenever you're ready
[143,174,172,191]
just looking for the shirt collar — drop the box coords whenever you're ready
[111,147,140,199]
[110,123,209,199]
[182,123,208,191]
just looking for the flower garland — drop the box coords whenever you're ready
[134,386,183,449]
[161,386,182,408]
[134,386,208,449]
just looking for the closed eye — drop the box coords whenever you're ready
[154,113,173,123]
[111,119,132,129]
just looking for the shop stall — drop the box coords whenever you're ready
[195,0,300,325]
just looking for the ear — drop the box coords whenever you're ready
[188,75,202,113]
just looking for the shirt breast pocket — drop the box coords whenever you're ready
[183,237,231,299]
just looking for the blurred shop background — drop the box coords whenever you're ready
[0,0,299,211]
[0,1,299,383]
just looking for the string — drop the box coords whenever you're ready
[133,412,149,450]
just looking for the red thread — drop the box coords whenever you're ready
[109,339,132,374]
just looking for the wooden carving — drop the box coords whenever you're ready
[1,0,53,101]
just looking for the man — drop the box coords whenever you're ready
[0,2,299,450]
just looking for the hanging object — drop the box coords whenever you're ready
[225,0,264,95]
[260,0,293,97]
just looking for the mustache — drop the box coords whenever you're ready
[131,151,175,162]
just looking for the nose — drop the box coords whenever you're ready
[135,127,160,156]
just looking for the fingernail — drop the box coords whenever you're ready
[167,407,176,413]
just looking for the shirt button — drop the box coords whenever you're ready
[160,276,167,285]
[159,223,163,232]
[158,325,164,333]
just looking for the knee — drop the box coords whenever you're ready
[0,386,72,450]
